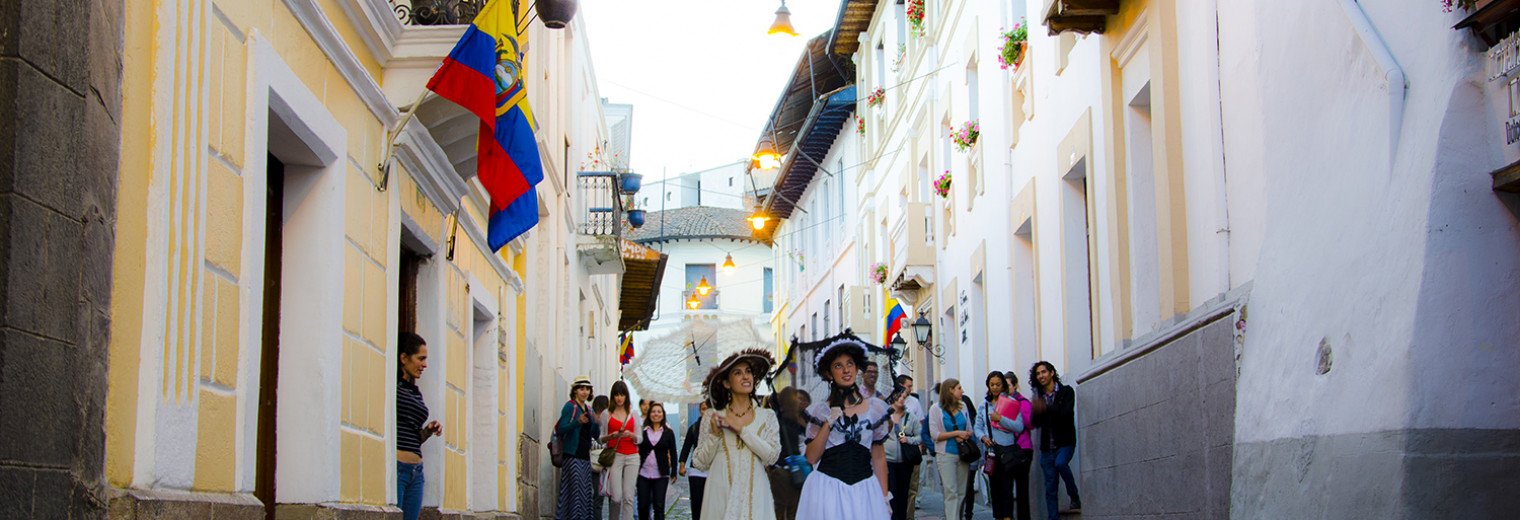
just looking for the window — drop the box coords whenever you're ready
[824,300,831,335]
[763,267,774,313]
[685,264,718,310]
[812,313,819,340]
[729,176,734,187]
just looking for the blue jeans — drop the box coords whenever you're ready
[398,460,425,520]
[1039,446,1078,520]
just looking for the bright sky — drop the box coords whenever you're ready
[579,0,846,180]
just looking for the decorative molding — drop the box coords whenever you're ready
[1110,8,1149,68]
[282,0,402,126]
[455,207,521,287]
[393,117,468,214]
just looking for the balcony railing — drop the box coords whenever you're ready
[577,172,623,238]
[390,0,483,26]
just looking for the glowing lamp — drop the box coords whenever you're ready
[767,1,798,37]
[696,277,713,296]
[748,213,771,230]
[722,254,736,271]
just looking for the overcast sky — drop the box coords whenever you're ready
[579,0,846,180]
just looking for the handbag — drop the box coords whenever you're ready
[946,408,980,463]
[899,420,923,466]
[784,454,812,488]
[598,411,630,468]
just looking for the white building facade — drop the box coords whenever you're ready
[758,0,1520,518]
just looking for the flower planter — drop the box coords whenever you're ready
[618,172,643,194]
[627,209,646,228]
[535,0,578,29]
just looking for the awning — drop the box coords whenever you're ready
[617,239,667,331]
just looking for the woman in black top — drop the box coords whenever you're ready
[396,332,443,520]
[677,401,710,520]
[768,386,808,520]
[637,402,678,520]
[555,376,598,520]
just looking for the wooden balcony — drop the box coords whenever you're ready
[888,203,935,301]
[1044,0,1119,35]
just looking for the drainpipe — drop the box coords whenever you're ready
[1337,0,1407,161]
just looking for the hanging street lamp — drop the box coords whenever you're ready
[767,0,799,37]
[911,313,932,345]
[722,253,737,272]
[696,277,714,296]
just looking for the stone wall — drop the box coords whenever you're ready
[0,0,122,517]
[1074,313,1237,520]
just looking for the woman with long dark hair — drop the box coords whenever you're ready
[396,332,443,520]
[691,349,782,519]
[976,371,1033,520]
[767,386,808,520]
[554,375,597,520]
[794,338,892,519]
[1030,361,1080,519]
[601,381,642,520]
[883,384,921,520]
[929,378,972,520]
[637,402,678,520]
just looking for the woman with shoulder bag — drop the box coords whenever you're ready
[976,372,1034,520]
[601,381,642,520]
[884,385,922,520]
[554,376,599,520]
[928,379,973,520]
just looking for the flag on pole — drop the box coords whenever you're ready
[619,333,635,364]
[426,0,543,250]
[884,296,907,346]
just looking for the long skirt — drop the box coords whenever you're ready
[794,471,892,520]
[556,457,596,520]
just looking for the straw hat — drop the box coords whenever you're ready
[701,349,776,401]
[572,375,593,389]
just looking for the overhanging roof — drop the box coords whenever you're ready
[827,0,884,55]
[761,85,855,221]
[617,239,667,331]
[752,31,854,170]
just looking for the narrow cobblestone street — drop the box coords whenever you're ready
[647,471,1001,520]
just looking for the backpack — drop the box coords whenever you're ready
[548,400,581,468]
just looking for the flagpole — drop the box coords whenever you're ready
[376,88,433,192]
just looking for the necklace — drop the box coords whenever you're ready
[729,403,753,418]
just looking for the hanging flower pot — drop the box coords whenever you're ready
[628,209,647,228]
[869,262,889,285]
[535,0,579,29]
[618,171,643,194]
[997,20,1029,70]
[934,171,952,198]
[950,120,979,152]
[867,87,886,108]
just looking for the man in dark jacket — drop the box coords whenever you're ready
[678,401,710,520]
[1030,361,1081,519]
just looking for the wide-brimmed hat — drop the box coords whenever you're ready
[813,337,870,378]
[702,349,776,399]
[572,375,593,389]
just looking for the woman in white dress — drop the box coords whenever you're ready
[691,349,783,520]
[795,338,893,519]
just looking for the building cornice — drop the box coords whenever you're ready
[393,118,468,215]
[281,0,401,126]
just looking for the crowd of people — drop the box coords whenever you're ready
[490,334,1084,520]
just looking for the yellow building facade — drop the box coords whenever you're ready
[105,0,623,517]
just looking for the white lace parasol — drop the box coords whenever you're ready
[624,318,771,404]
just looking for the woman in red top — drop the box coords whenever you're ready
[601,381,642,520]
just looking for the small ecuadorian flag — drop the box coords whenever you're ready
[426,0,543,251]
[884,295,907,347]
[619,333,635,364]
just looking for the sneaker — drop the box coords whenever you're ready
[1062,498,1081,513]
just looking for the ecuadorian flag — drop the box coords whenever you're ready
[426,0,543,251]
[884,295,907,347]
[619,333,635,364]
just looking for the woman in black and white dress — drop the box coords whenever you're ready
[794,338,893,519]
